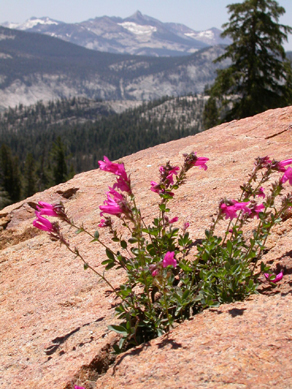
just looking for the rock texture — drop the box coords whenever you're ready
[1,106,292,389]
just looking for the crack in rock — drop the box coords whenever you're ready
[265,125,292,139]
[44,317,106,356]
[56,187,79,199]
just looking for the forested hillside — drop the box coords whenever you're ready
[0,95,206,207]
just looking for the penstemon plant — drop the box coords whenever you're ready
[33,153,292,352]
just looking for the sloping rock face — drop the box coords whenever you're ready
[1,106,292,388]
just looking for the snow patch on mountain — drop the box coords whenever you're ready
[186,30,215,40]
[118,22,157,35]
[17,17,59,30]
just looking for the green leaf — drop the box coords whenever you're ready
[108,325,128,336]
[84,263,89,270]
[105,262,115,270]
[75,228,84,234]
[106,248,115,260]
[128,237,138,244]
[101,259,114,265]
[121,240,127,249]
[94,230,99,240]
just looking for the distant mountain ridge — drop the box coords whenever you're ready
[1,11,231,57]
[0,25,229,110]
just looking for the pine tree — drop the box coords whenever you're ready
[51,136,68,185]
[203,97,220,129]
[0,144,21,203]
[206,0,292,122]
[23,153,37,198]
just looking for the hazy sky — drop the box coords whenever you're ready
[1,0,292,50]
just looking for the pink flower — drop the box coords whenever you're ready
[74,386,85,389]
[183,222,190,230]
[220,203,238,220]
[99,189,125,216]
[36,201,58,217]
[159,165,180,184]
[264,271,283,283]
[280,167,292,185]
[257,187,265,199]
[152,269,159,277]
[169,217,178,224]
[107,187,124,201]
[257,156,272,167]
[33,212,55,232]
[113,175,131,193]
[166,166,180,184]
[192,153,209,170]
[183,152,209,171]
[99,156,131,193]
[220,201,250,220]
[98,156,120,175]
[250,204,265,219]
[162,251,177,268]
[150,181,174,197]
[98,219,106,227]
[150,181,160,193]
[193,156,209,171]
[234,201,251,214]
[100,197,123,216]
[277,158,292,172]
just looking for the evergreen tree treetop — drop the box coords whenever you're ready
[206,0,292,123]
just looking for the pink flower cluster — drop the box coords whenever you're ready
[99,156,132,194]
[272,158,292,185]
[33,202,59,233]
[98,157,133,220]
[151,152,209,195]
[100,187,125,217]
[281,166,292,185]
[220,200,264,220]
[150,163,180,195]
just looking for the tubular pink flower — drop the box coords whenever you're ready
[257,187,265,199]
[99,188,128,217]
[277,159,292,172]
[220,201,250,219]
[33,212,54,232]
[74,386,86,389]
[113,175,131,193]
[99,197,123,216]
[264,271,283,283]
[166,166,180,184]
[169,217,178,224]
[99,157,131,193]
[162,251,177,268]
[193,156,209,171]
[250,204,265,219]
[36,201,59,217]
[257,156,272,167]
[280,167,292,185]
[98,219,106,227]
[98,156,120,174]
[152,269,159,277]
[107,187,124,201]
[150,181,160,193]
[220,203,238,220]
[233,201,251,214]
